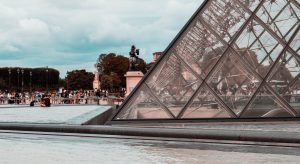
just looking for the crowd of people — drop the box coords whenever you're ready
[0,90,25,104]
[0,89,121,106]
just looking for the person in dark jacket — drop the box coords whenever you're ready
[41,94,51,107]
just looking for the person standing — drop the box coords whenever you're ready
[95,89,101,105]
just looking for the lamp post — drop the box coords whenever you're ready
[30,71,32,94]
[8,69,11,91]
[46,67,49,93]
[17,68,20,91]
[21,69,24,93]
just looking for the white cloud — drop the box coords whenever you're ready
[19,18,50,36]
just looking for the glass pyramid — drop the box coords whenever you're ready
[110,0,300,123]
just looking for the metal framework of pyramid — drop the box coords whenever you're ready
[110,0,300,123]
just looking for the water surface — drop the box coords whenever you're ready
[0,131,299,164]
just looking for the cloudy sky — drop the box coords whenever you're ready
[0,0,203,77]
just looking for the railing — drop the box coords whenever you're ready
[0,96,125,106]
[2,94,298,106]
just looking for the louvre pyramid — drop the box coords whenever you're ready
[110,0,300,123]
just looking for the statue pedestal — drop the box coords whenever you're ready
[93,72,101,90]
[125,71,144,97]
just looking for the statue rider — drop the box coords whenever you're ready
[129,45,139,71]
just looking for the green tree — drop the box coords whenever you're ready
[100,74,113,91]
[110,72,121,92]
[95,53,146,89]
[65,69,94,90]
[0,78,7,90]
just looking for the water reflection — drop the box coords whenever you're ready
[0,131,300,164]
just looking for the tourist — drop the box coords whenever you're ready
[95,89,101,105]
[76,91,81,104]
[15,91,20,104]
[0,91,4,104]
[41,94,51,107]
[30,100,36,107]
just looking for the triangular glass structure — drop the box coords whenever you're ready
[110,0,300,123]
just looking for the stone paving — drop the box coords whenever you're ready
[0,105,110,124]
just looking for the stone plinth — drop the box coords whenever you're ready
[93,72,100,90]
[125,71,144,97]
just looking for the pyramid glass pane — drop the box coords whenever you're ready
[181,85,231,118]
[145,52,201,117]
[241,85,293,118]
[114,85,173,120]
[290,29,300,54]
[238,0,262,12]
[201,0,251,42]
[175,19,228,79]
[289,1,300,21]
[234,19,284,78]
[267,51,300,112]
[110,0,300,123]
[256,0,299,42]
[207,49,262,115]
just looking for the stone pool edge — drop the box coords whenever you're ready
[0,123,300,144]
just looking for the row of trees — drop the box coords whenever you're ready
[0,68,96,92]
[0,67,60,91]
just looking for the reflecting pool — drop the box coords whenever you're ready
[0,131,300,164]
